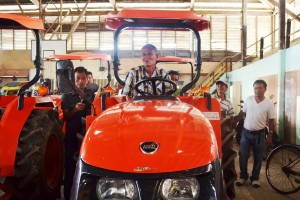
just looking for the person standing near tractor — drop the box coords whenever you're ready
[235,79,275,188]
[213,79,237,200]
[61,66,95,200]
[121,44,172,97]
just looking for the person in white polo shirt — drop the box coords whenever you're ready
[235,79,275,188]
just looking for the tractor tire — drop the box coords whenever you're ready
[221,117,237,199]
[4,109,64,200]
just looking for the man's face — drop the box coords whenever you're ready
[216,83,228,95]
[141,47,158,69]
[170,74,179,84]
[253,83,266,98]
[87,74,93,85]
[75,72,87,90]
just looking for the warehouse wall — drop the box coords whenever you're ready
[0,50,32,82]
[0,50,32,69]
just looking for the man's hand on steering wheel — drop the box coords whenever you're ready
[134,77,177,96]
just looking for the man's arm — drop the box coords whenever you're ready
[121,70,134,96]
[268,118,275,133]
[222,102,235,129]
[234,110,245,124]
[266,118,275,146]
[61,93,87,120]
[63,102,85,120]
[63,102,86,121]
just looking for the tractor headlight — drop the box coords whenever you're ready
[159,178,200,200]
[96,178,139,200]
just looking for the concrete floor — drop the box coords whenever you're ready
[234,142,300,200]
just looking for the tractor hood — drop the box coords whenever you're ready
[81,99,218,173]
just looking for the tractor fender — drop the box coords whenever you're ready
[0,96,56,177]
[0,97,35,176]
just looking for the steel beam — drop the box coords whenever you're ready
[66,0,91,42]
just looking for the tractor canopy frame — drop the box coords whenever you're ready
[48,52,113,89]
[105,9,210,96]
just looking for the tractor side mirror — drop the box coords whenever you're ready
[56,60,75,94]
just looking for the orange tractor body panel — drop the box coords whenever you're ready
[81,98,221,173]
[47,51,112,61]
[0,96,17,107]
[86,95,222,161]
[105,9,210,31]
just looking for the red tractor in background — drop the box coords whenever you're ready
[0,14,64,199]
[54,10,227,200]
[156,56,195,84]
[48,51,114,98]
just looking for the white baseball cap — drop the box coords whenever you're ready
[216,80,228,87]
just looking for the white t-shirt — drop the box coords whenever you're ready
[242,95,275,131]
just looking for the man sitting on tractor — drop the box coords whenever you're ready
[120,44,173,97]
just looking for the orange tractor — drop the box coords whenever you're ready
[0,14,64,199]
[54,10,226,200]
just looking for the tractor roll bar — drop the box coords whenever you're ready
[18,29,43,110]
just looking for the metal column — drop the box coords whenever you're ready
[242,0,247,66]
[278,0,286,141]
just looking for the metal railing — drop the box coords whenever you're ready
[198,52,241,89]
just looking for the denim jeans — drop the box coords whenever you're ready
[238,128,266,181]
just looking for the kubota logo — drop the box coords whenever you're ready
[140,142,159,154]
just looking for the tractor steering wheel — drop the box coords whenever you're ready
[134,77,177,96]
